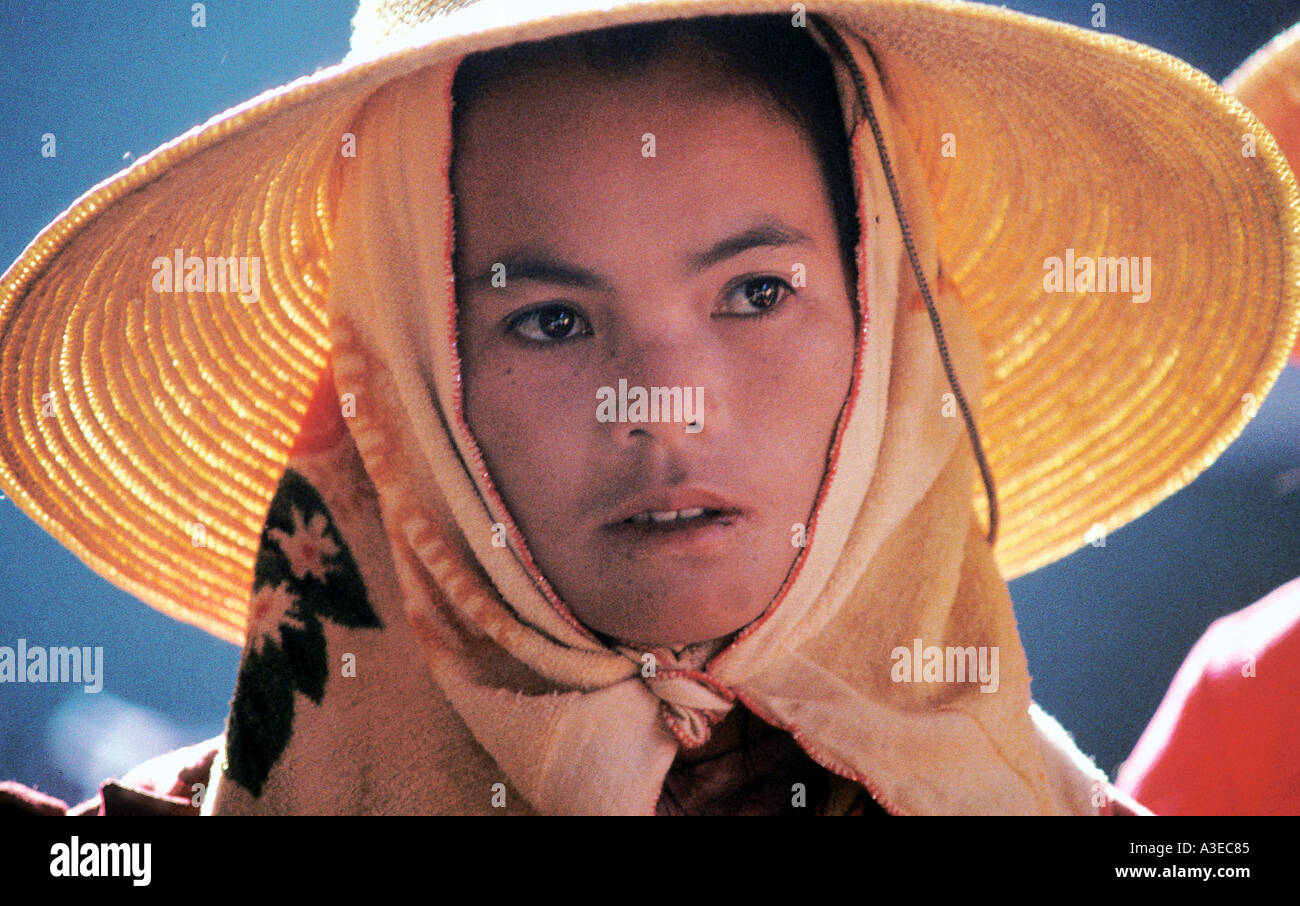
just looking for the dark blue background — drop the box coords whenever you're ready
[1,0,1298,806]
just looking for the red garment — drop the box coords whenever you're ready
[1116,575,1300,815]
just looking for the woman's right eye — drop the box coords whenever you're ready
[505,304,592,343]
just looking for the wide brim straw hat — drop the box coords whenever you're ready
[2,0,1298,646]
[1226,19,1300,368]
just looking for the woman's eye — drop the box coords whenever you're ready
[719,276,794,316]
[506,304,592,342]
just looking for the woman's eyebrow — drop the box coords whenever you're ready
[465,220,814,292]
[466,252,609,292]
[686,220,815,272]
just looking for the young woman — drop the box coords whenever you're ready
[1,0,1296,815]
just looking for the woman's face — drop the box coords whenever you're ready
[452,52,857,646]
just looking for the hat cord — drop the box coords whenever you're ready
[810,17,1000,548]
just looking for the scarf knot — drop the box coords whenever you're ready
[617,645,737,749]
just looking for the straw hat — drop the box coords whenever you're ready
[2,0,1297,646]
[1225,20,1300,367]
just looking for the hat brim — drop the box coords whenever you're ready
[2,0,1298,645]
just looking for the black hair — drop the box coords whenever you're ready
[450,14,861,288]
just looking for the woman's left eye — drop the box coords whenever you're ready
[718,276,794,317]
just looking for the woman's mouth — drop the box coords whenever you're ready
[604,486,745,528]
[623,506,733,527]
[603,494,744,554]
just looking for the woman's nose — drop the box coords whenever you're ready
[595,333,715,447]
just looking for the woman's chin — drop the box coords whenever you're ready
[571,587,771,648]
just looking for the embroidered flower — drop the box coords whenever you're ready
[228,468,381,799]
[268,505,340,582]
[248,580,298,629]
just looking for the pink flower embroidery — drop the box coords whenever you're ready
[268,505,340,582]
[249,580,298,628]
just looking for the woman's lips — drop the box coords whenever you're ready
[602,509,743,554]
[618,507,739,528]
[604,487,745,527]
[602,489,745,554]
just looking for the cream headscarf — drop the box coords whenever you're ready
[204,15,1111,815]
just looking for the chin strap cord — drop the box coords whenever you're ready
[810,15,1000,548]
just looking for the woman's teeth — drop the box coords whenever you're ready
[628,507,709,525]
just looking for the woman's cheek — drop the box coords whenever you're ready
[752,307,854,476]
[474,361,597,473]
[741,327,839,416]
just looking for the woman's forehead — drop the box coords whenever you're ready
[446,18,860,289]
[453,45,779,133]
[449,84,835,275]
